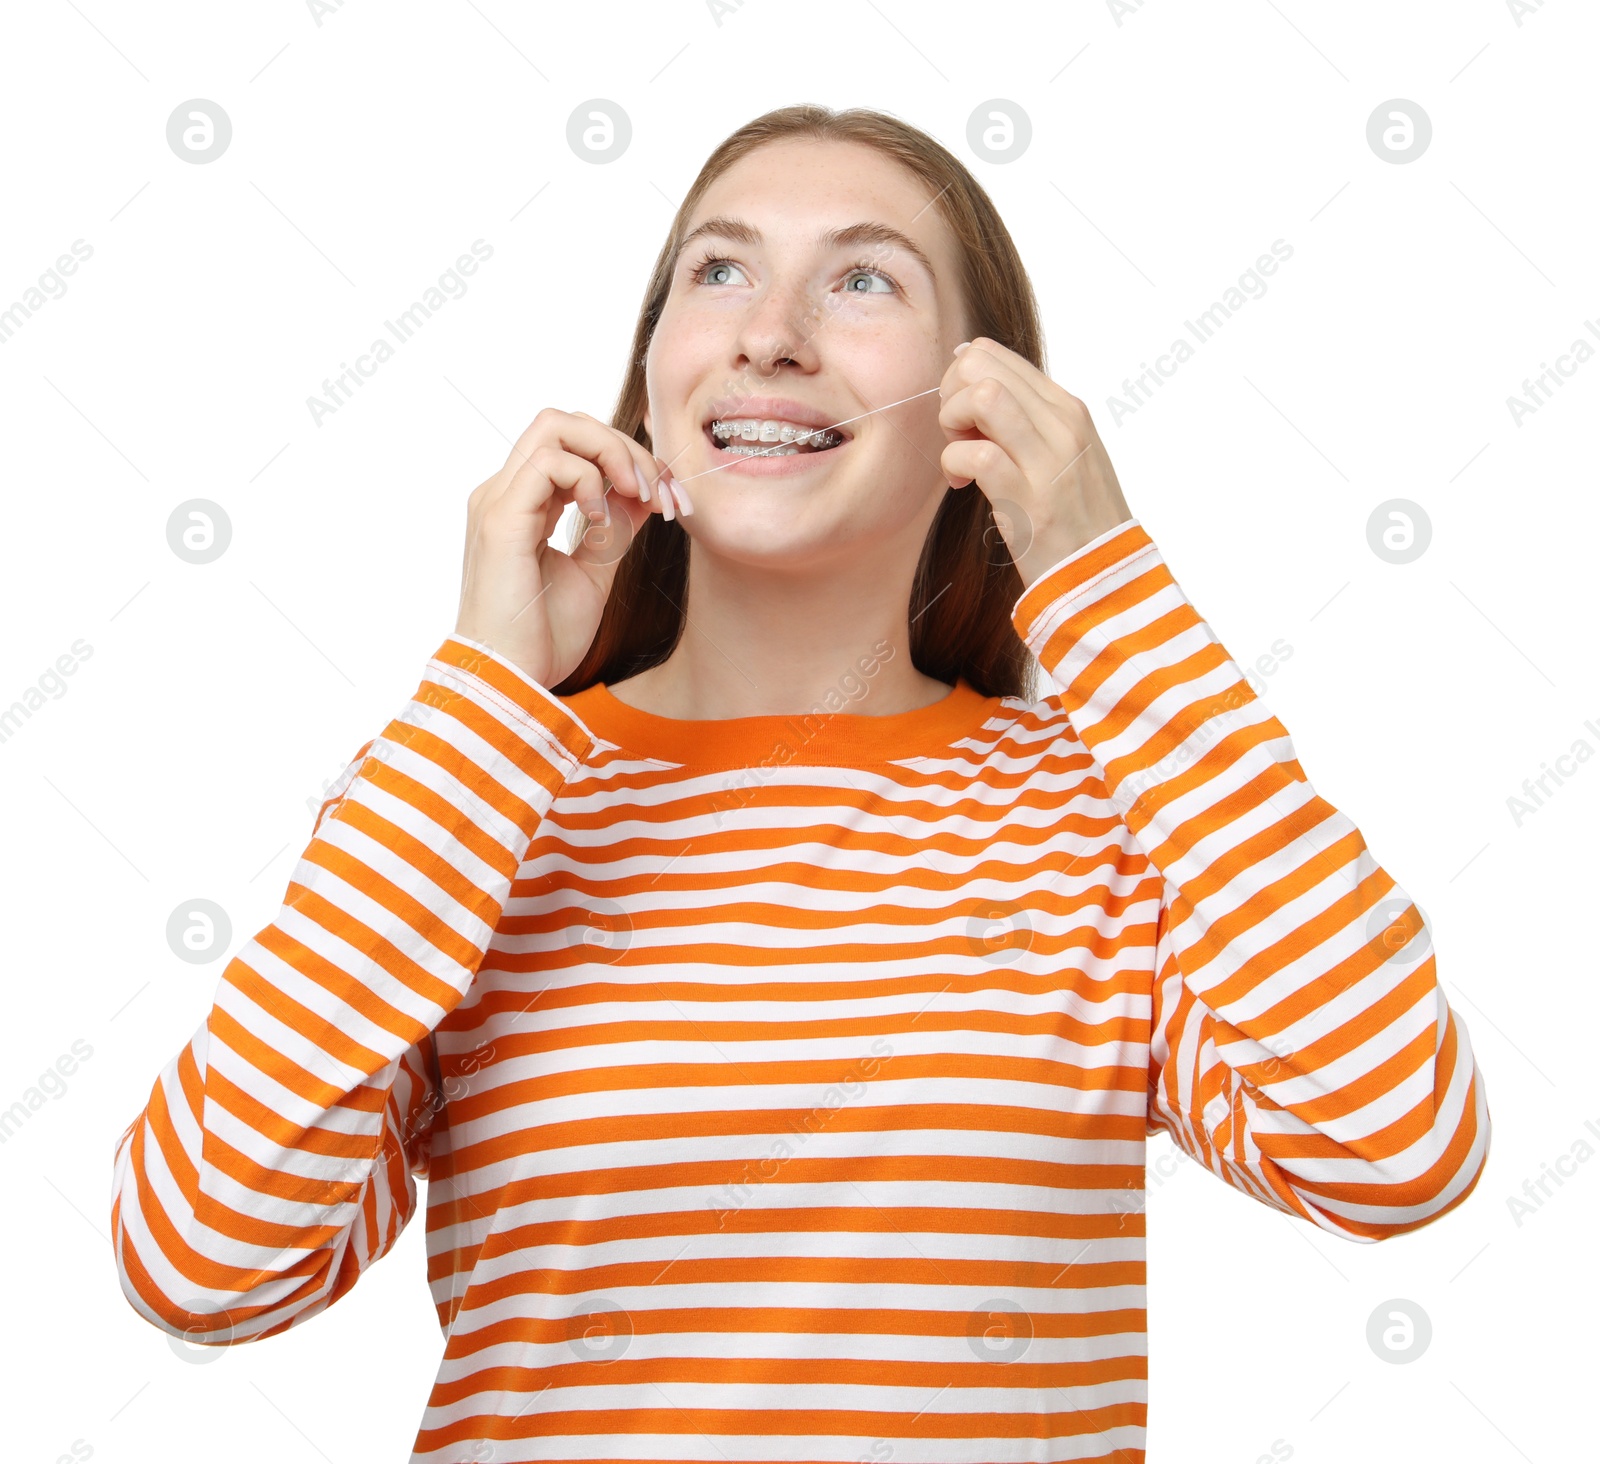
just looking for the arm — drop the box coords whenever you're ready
[109,635,594,1342]
[1012,519,1491,1241]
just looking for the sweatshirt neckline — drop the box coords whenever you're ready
[562,676,995,766]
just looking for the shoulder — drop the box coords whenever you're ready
[926,683,1086,772]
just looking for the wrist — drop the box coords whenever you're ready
[1013,509,1133,591]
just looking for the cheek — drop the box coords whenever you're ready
[844,326,941,386]
[852,426,945,505]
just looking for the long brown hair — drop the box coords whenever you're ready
[551,104,1045,702]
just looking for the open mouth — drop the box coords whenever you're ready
[704,415,853,458]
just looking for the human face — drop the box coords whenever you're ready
[642,138,971,569]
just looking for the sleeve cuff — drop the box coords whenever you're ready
[407,635,598,841]
[1009,518,1160,653]
[436,634,597,752]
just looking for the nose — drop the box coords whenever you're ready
[732,275,821,381]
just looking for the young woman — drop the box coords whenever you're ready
[111,106,1491,1463]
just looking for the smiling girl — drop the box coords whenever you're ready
[112,106,1491,1463]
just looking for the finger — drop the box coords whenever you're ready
[948,340,1061,430]
[939,378,1057,482]
[478,447,569,555]
[631,439,680,521]
[563,435,678,550]
[949,344,1097,490]
[639,451,676,513]
[498,411,646,526]
[940,435,1025,497]
[600,457,672,538]
[959,336,1077,414]
[936,346,972,406]
[568,457,684,570]
[608,427,675,515]
[503,444,607,533]
[936,341,1053,446]
[569,486,642,572]
[573,413,667,509]
[945,343,1097,485]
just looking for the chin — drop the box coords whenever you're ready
[683,497,849,557]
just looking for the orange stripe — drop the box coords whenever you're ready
[105,529,1487,1463]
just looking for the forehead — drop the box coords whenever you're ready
[689,137,955,266]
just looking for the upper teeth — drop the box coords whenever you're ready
[710,418,842,448]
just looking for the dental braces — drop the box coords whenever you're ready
[676,386,944,482]
[710,420,845,451]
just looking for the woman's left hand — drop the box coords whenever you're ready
[938,337,1133,590]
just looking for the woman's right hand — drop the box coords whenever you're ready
[453,409,688,689]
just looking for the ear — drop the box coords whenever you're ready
[642,401,653,443]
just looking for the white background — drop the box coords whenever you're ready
[1,1,1594,1460]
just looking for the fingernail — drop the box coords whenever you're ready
[660,475,676,521]
[953,341,970,354]
[634,463,651,503]
[669,475,693,516]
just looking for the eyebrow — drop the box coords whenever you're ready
[672,216,936,282]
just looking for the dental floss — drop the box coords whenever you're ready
[673,385,944,483]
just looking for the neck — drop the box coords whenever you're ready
[612,516,953,721]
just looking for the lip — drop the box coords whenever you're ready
[698,395,854,477]
[702,438,852,476]
[701,396,853,435]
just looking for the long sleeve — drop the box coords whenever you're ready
[109,635,595,1343]
[1011,519,1491,1242]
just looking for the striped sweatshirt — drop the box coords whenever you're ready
[110,518,1490,1463]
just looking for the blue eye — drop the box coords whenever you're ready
[687,253,898,294]
[842,268,895,294]
[690,256,749,286]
